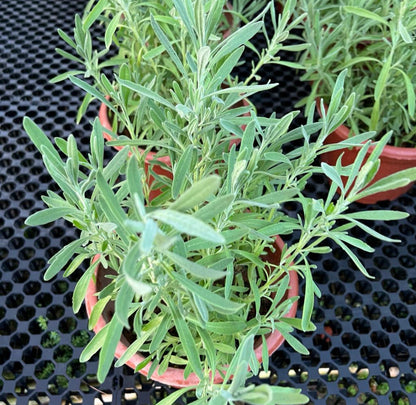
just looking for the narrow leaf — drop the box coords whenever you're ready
[172,272,245,315]
[163,250,226,280]
[97,316,124,383]
[343,6,388,25]
[80,323,110,362]
[172,145,195,199]
[83,0,107,30]
[73,261,96,313]
[166,296,203,378]
[26,207,78,226]
[150,210,224,244]
[45,238,87,281]
[170,175,221,211]
[150,14,187,78]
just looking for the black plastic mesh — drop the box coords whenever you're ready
[1,1,416,404]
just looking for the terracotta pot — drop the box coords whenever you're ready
[85,235,299,388]
[319,103,416,204]
[99,101,171,201]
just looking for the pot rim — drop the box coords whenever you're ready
[317,99,416,159]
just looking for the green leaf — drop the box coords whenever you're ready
[117,78,175,109]
[57,28,76,49]
[342,217,401,243]
[270,386,309,404]
[25,207,78,226]
[331,237,373,278]
[55,47,83,63]
[115,282,135,328]
[224,334,254,383]
[70,76,117,113]
[373,54,392,102]
[140,219,158,255]
[193,194,234,222]
[261,335,269,372]
[77,93,94,123]
[73,261,96,313]
[282,318,316,332]
[321,162,344,191]
[332,232,374,253]
[211,21,263,66]
[343,6,388,25]
[348,210,409,221]
[97,315,124,383]
[276,323,309,355]
[257,222,300,237]
[45,238,88,281]
[105,11,122,48]
[166,296,203,379]
[302,265,314,332]
[206,320,247,335]
[23,117,61,164]
[63,253,90,277]
[149,314,171,353]
[396,68,416,117]
[150,210,224,244]
[344,141,372,193]
[163,250,226,280]
[80,323,110,362]
[150,14,188,78]
[103,147,129,182]
[156,387,196,405]
[169,175,221,212]
[398,20,412,43]
[172,272,245,315]
[83,0,107,30]
[326,69,347,117]
[237,385,272,405]
[172,0,197,46]
[354,167,416,201]
[196,327,216,373]
[334,56,380,71]
[50,70,85,84]
[172,145,195,199]
[114,331,151,367]
[88,295,111,329]
[197,46,211,75]
[250,189,299,205]
[193,295,209,323]
[207,46,245,93]
[96,171,130,244]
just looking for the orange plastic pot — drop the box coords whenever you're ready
[85,235,299,389]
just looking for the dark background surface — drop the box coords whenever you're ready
[1,1,416,404]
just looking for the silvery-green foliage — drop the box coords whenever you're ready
[23,70,413,399]
[23,0,416,403]
[296,0,416,146]
[53,0,307,141]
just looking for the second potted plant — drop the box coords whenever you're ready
[296,0,416,203]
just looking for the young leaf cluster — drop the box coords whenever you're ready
[53,0,306,146]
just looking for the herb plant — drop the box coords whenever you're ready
[52,0,307,146]
[23,0,416,403]
[23,67,414,403]
[296,0,416,146]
